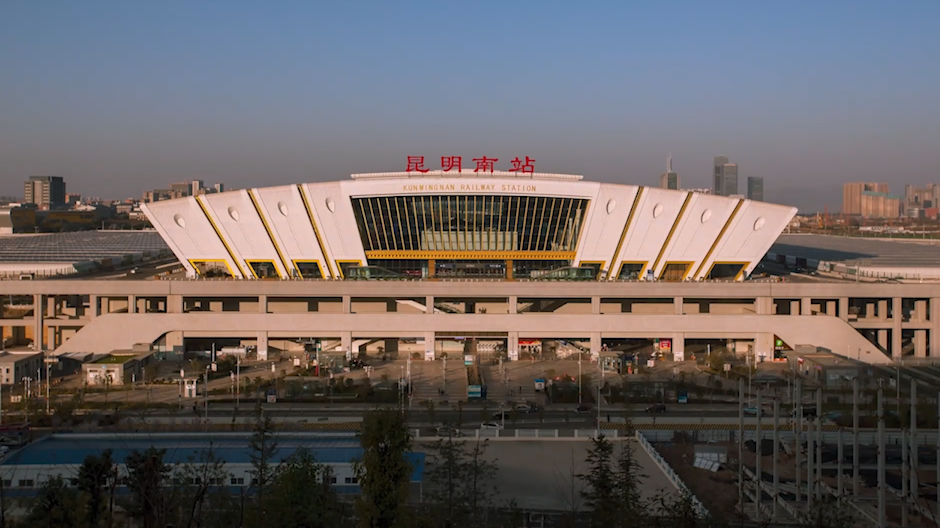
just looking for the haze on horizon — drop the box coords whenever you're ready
[1,1,938,213]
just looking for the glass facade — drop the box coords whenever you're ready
[351,195,589,252]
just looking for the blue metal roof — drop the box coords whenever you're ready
[3,434,424,481]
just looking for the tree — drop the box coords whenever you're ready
[266,447,344,528]
[613,438,648,526]
[125,447,170,528]
[26,475,82,528]
[248,406,279,510]
[464,438,498,526]
[174,444,230,528]
[424,436,498,528]
[355,408,413,528]
[77,448,118,528]
[578,436,619,527]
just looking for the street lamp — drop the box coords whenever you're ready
[204,365,211,421]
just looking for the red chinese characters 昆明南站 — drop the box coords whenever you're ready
[472,156,498,173]
[508,156,535,173]
[406,156,430,173]
[441,156,462,172]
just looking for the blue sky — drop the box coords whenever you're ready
[1,1,938,211]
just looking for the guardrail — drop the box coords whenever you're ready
[634,431,710,518]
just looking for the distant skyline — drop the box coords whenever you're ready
[2,1,939,212]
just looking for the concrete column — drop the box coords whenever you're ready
[421,332,433,360]
[826,300,837,316]
[879,299,889,321]
[915,300,928,322]
[672,334,686,361]
[46,295,56,318]
[590,333,601,359]
[866,301,876,319]
[508,331,519,361]
[914,330,927,358]
[674,296,683,315]
[89,295,99,318]
[257,332,269,361]
[801,297,812,316]
[384,338,400,359]
[342,295,351,314]
[756,333,774,357]
[508,296,518,314]
[756,296,772,315]
[128,295,137,314]
[259,294,267,313]
[592,297,601,315]
[893,297,903,357]
[839,297,849,320]
[790,300,800,316]
[168,295,183,314]
[878,330,889,351]
[341,332,352,360]
[425,296,434,314]
[47,324,56,351]
[33,294,42,351]
[931,299,940,357]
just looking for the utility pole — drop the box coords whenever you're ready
[738,377,744,517]
[910,379,918,514]
[795,378,802,503]
[772,397,779,520]
[755,390,762,522]
[853,378,860,497]
[204,365,210,422]
[878,384,886,528]
[578,351,582,404]
[815,387,822,501]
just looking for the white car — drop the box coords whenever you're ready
[480,421,503,430]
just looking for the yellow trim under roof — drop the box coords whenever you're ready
[291,259,326,280]
[704,261,750,281]
[650,192,692,275]
[247,189,290,279]
[658,261,695,281]
[335,259,363,279]
[364,250,577,260]
[188,259,236,278]
[576,260,606,281]
[692,199,745,280]
[616,261,649,280]
[194,196,245,278]
[297,184,335,279]
[609,187,644,281]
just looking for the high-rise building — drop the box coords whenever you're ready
[721,163,738,196]
[169,182,191,199]
[713,156,729,195]
[213,183,225,193]
[747,176,764,202]
[842,182,900,218]
[23,176,66,208]
[659,154,680,190]
[191,180,204,196]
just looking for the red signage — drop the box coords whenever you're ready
[406,156,535,174]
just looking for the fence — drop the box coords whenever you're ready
[634,431,710,518]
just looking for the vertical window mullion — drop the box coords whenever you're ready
[497,196,505,251]
[520,197,531,251]
[355,199,373,251]
[403,197,414,251]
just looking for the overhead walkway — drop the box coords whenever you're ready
[52,312,894,365]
